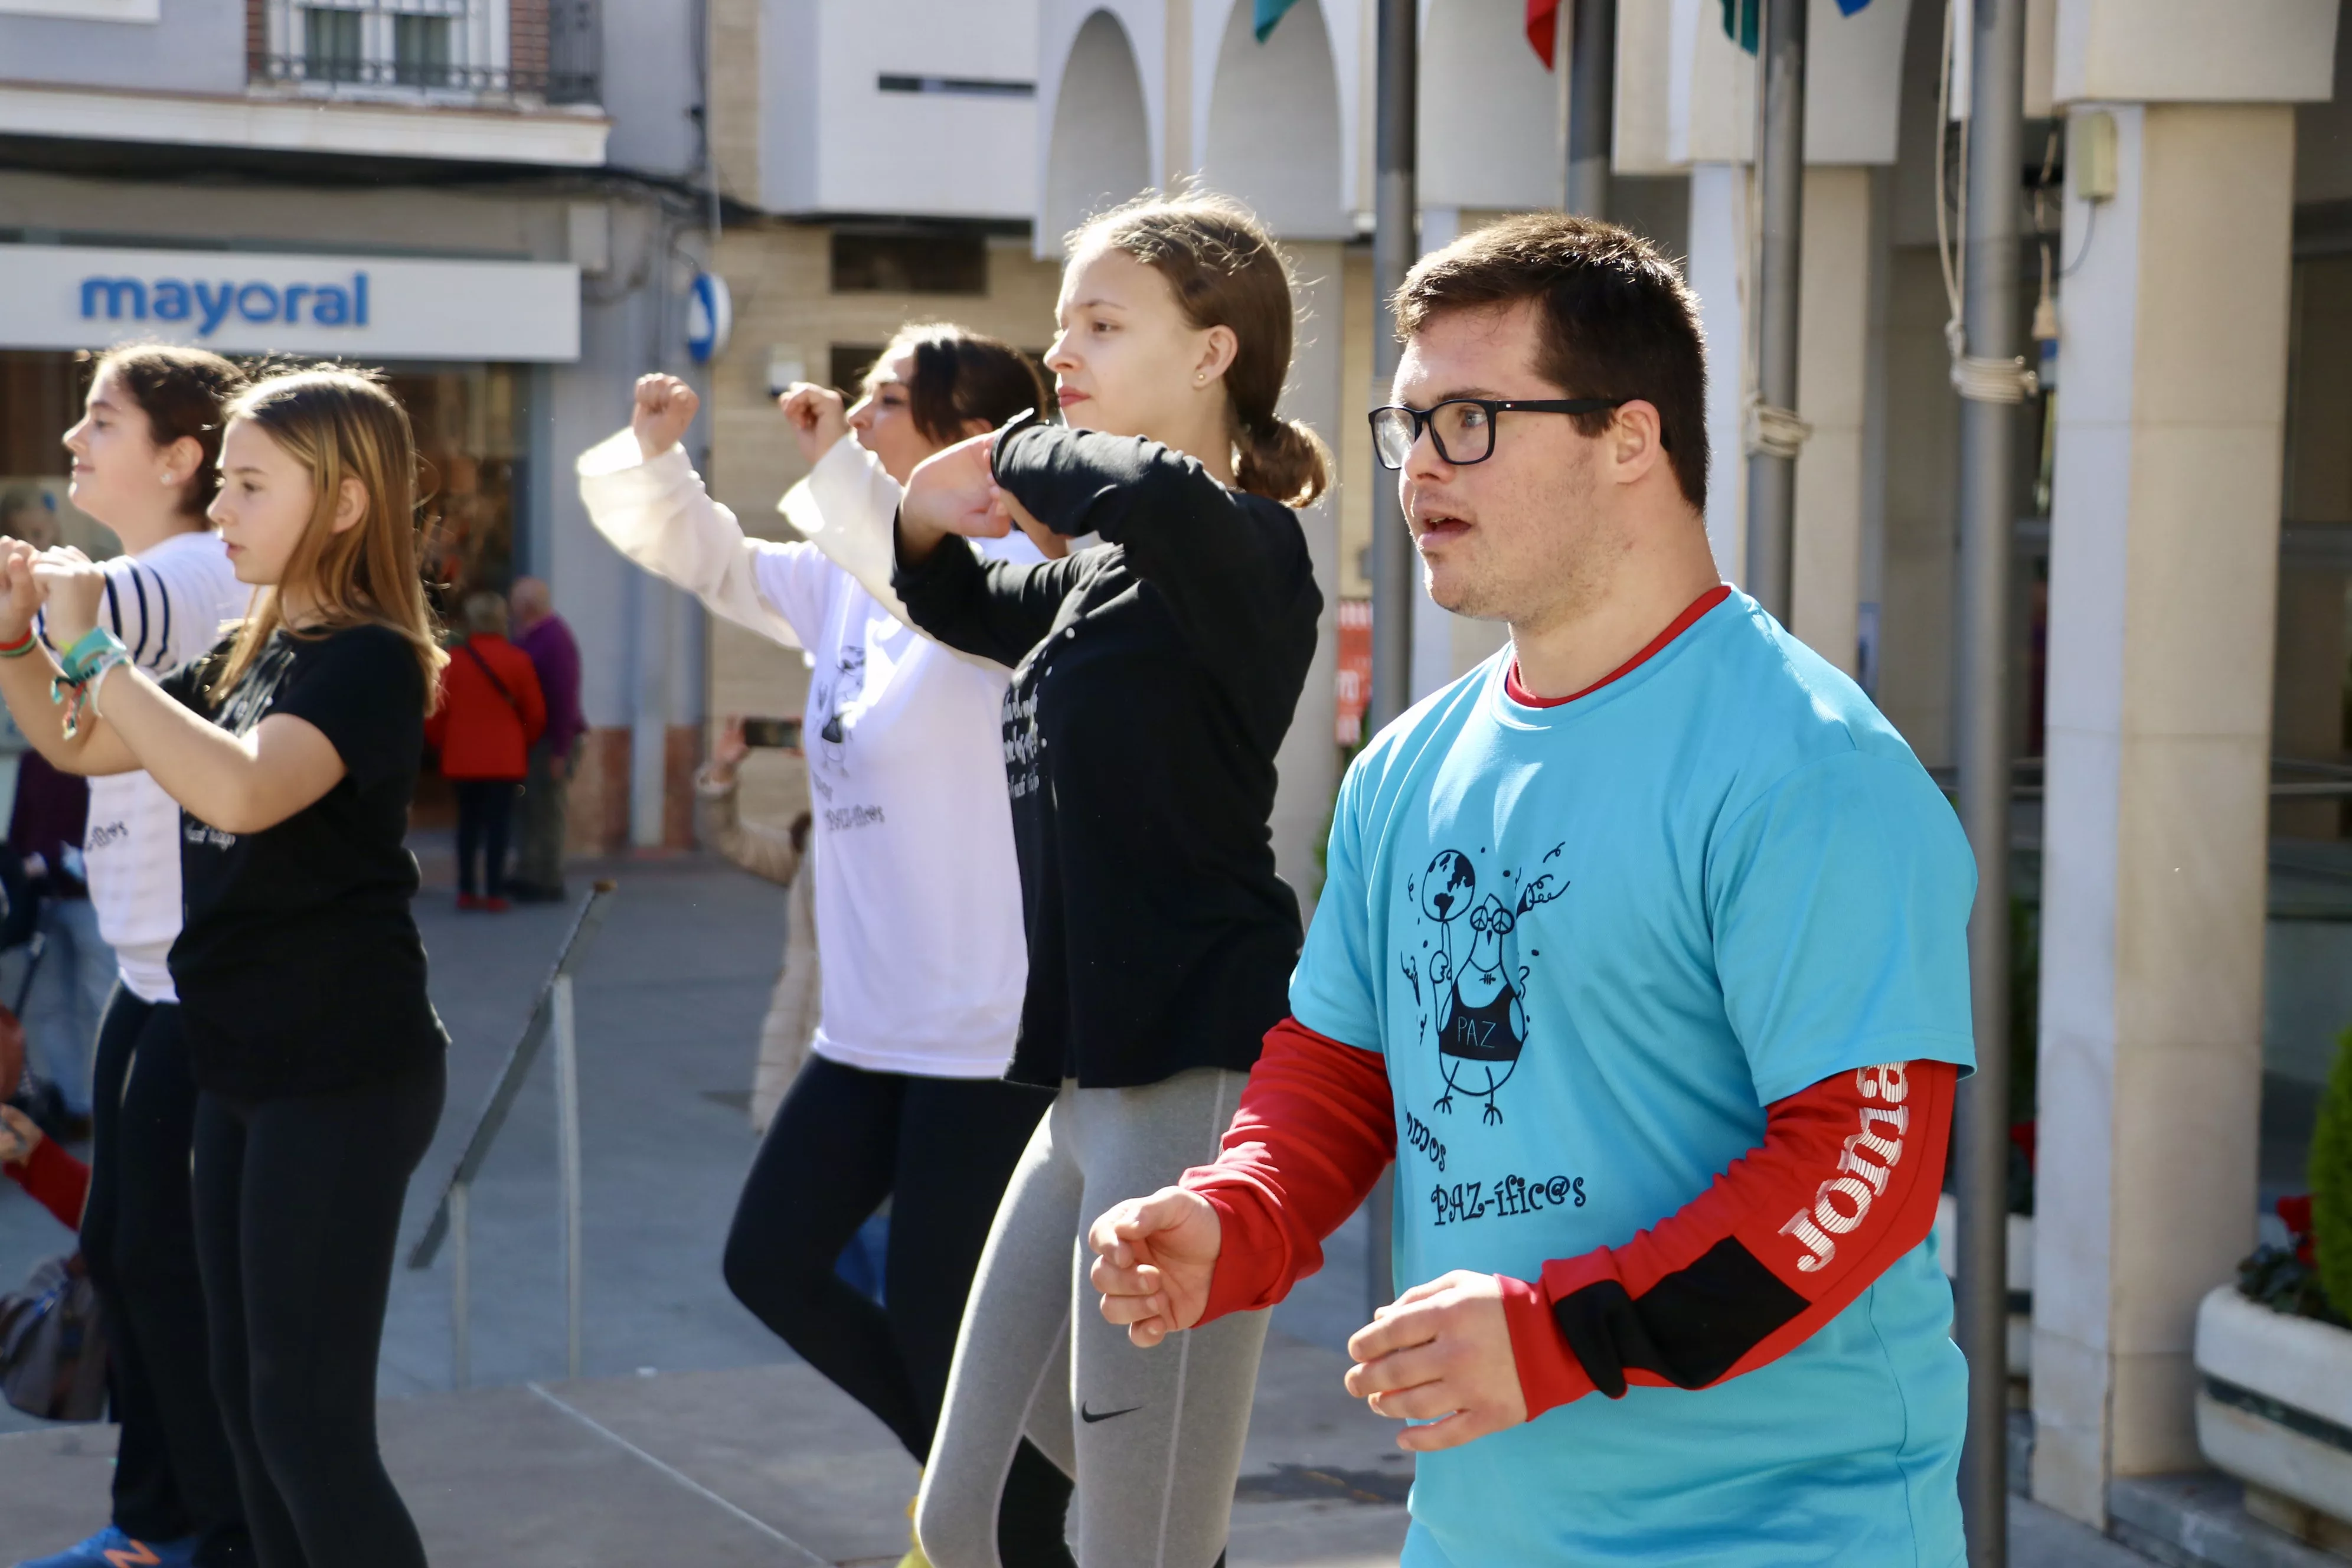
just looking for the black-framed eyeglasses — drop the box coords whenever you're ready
[1368,397,1629,470]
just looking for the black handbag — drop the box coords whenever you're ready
[0,1252,107,1421]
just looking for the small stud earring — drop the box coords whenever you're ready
[160,473,174,485]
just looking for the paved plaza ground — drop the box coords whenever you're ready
[0,845,2153,1564]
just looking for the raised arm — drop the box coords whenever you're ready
[577,377,835,649]
[0,541,139,778]
[987,422,1318,667]
[61,544,240,678]
[5,546,347,833]
[773,383,912,620]
[894,432,1091,665]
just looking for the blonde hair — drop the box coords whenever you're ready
[1067,191,1332,508]
[209,367,447,710]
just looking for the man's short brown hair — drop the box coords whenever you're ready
[1393,213,1709,512]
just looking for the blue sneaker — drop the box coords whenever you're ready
[14,1525,200,1568]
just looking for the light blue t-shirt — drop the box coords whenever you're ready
[1294,591,1978,1568]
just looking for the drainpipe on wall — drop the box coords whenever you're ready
[1952,0,2029,1560]
[1366,0,1420,1314]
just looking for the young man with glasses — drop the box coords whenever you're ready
[1084,214,1979,1564]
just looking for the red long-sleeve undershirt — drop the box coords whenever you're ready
[4,1135,90,1232]
[1182,1018,1954,1416]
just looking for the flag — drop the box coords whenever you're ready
[1527,0,1561,68]
[1255,0,1298,42]
[1723,0,1873,54]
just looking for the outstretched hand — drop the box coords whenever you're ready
[0,540,43,643]
[31,547,106,645]
[903,435,1012,541]
[706,714,749,788]
[0,1105,43,1167]
[1343,1270,1528,1453]
[1087,1185,1223,1348]
[899,433,1014,564]
[778,382,852,467]
[633,374,700,462]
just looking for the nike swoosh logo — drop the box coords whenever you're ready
[1079,1403,1142,1423]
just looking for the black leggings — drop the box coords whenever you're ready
[723,1056,1073,1565]
[81,991,246,1558]
[191,1054,445,1568]
[454,779,517,897]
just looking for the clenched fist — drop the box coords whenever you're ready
[633,374,700,463]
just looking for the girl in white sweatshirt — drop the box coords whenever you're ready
[576,328,1073,1567]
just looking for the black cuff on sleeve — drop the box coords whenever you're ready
[1549,1239,1809,1399]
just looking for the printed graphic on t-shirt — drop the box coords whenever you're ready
[1002,684,1043,800]
[808,643,868,785]
[1397,844,1569,1126]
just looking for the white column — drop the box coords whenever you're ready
[1685,161,1747,584]
[1789,165,1870,675]
[2031,101,2295,1525]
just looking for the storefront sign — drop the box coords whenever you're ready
[0,244,580,361]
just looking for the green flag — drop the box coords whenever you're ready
[1726,0,1873,53]
[1256,0,1298,42]
[1721,0,1759,53]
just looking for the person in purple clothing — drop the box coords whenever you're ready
[507,576,583,902]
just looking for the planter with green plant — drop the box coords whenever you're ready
[2194,1023,2352,1556]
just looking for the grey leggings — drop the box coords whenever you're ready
[918,1069,1270,1568]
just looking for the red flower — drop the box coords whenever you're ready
[2278,1194,2317,1268]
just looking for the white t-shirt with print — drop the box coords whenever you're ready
[579,432,1032,1079]
[78,530,253,1003]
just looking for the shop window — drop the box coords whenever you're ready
[401,364,527,619]
[0,352,122,561]
[830,232,988,296]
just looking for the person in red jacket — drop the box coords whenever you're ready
[2,1103,90,1231]
[426,591,546,912]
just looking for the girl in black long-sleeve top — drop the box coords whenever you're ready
[893,194,1328,1568]
[896,416,1318,1090]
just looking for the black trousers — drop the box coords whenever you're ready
[81,991,247,1560]
[723,1056,1073,1566]
[191,1053,445,1568]
[453,779,517,898]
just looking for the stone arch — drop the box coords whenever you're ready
[1044,8,1154,247]
[1420,0,1563,209]
[1201,0,1346,239]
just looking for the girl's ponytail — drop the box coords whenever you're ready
[1233,413,1331,509]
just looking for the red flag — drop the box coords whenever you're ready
[1527,0,1560,68]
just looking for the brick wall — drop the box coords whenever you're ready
[511,0,550,93]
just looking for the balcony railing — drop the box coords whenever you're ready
[249,0,599,106]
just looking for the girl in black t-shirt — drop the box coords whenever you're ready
[890,192,1328,1568]
[0,367,449,1568]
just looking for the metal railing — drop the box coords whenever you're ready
[249,0,600,106]
[407,880,617,1390]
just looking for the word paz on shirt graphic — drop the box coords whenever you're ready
[1399,845,1568,1125]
